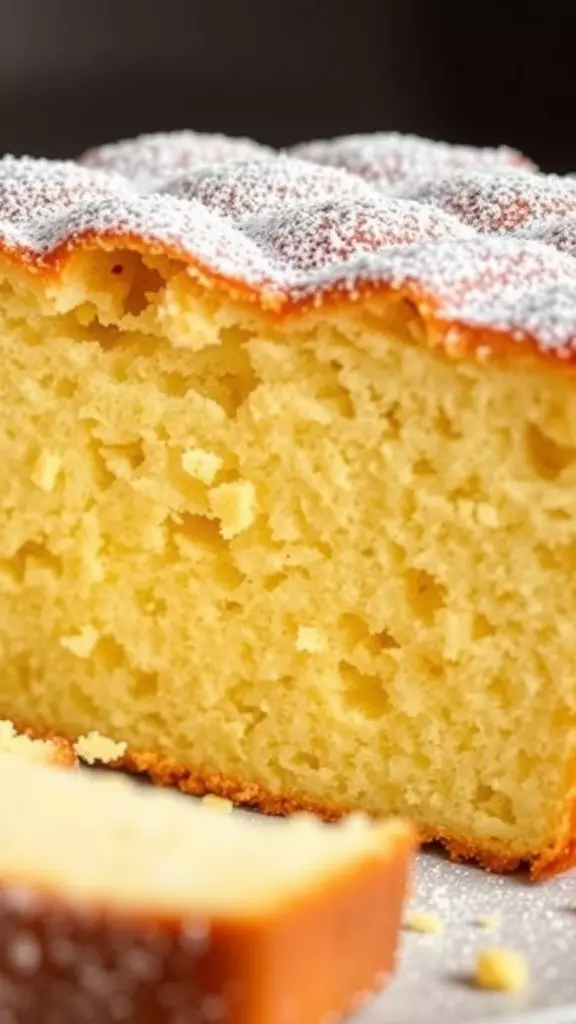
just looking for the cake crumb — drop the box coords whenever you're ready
[60,625,99,658]
[296,626,327,653]
[476,502,499,527]
[201,794,234,814]
[209,480,257,539]
[476,914,499,930]
[181,448,222,485]
[75,731,127,765]
[475,947,529,992]
[405,911,444,934]
[30,451,61,492]
[0,720,75,768]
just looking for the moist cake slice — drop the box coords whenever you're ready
[0,757,414,1024]
[0,131,576,878]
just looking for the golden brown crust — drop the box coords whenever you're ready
[19,719,573,879]
[124,749,575,879]
[529,768,576,880]
[4,724,77,770]
[3,139,576,370]
[44,735,78,769]
[0,739,415,1023]
[0,834,413,1024]
[1,233,576,374]
[116,749,576,881]
[12,718,573,880]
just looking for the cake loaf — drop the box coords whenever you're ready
[0,131,576,877]
[0,758,414,1023]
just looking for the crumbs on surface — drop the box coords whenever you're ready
[0,720,70,766]
[75,731,127,765]
[405,911,444,934]
[475,947,529,992]
[201,794,234,814]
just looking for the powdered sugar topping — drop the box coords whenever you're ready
[0,130,575,356]
[410,172,576,234]
[290,132,536,194]
[161,156,375,220]
[0,157,132,248]
[247,196,476,273]
[81,131,273,192]
[523,214,576,258]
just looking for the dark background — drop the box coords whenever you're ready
[0,0,572,171]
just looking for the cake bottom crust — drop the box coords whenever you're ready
[124,748,575,880]
[12,722,576,881]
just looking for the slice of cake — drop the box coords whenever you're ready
[0,720,76,767]
[0,131,576,879]
[0,757,414,1023]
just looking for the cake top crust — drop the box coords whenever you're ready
[1,129,576,363]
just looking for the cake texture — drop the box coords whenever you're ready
[0,130,576,878]
[0,758,414,1023]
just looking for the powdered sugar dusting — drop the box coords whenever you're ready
[290,132,536,194]
[410,171,576,233]
[247,196,476,274]
[0,132,575,356]
[81,131,273,192]
[0,156,132,232]
[523,214,576,258]
[51,194,275,285]
[0,886,214,1022]
[375,238,576,347]
[287,237,576,349]
[162,156,375,220]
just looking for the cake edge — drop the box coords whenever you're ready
[123,748,576,882]
[12,721,574,881]
[2,230,576,370]
[0,806,415,1024]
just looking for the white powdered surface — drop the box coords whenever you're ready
[0,130,575,355]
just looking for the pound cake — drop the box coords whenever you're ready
[1,130,576,878]
[0,757,414,1023]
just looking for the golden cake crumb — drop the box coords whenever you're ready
[475,914,499,930]
[75,731,127,765]
[201,794,234,813]
[208,480,257,539]
[296,626,327,653]
[30,450,61,492]
[475,948,529,992]
[475,502,500,528]
[60,625,100,659]
[181,447,222,484]
[405,911,444,934]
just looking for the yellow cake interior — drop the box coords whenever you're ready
[0,758,405,915]
[1,245,576,867]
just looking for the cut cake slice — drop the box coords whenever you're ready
[0,757,414,1024]
[0,131,575,878]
